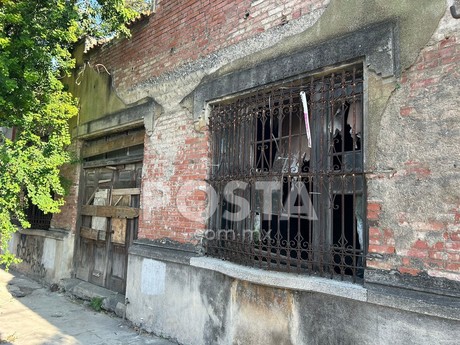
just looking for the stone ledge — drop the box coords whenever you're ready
[60,278,126,317]
[190,256,368,302]
[129,240,199,265]
[367,283,460,321]
[17,228,70,241]
[190,256,460,321]
[129,241,198,265]
[365,269,460,298]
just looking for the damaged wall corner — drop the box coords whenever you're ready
[143,99,163,137]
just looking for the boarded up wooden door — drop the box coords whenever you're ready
[75,162,142,293]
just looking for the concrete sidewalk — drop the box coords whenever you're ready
[0,269,176,345]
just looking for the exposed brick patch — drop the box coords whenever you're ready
[407,248,428,259]
[439,35,456,49]
[454,209,460,224]
[451,231,460,242]
[446,242,460,251]
[366,201,398,258]
[413,239,429,250]
[445,263,460,272]
[399,106,415,117]
[398,267,421,276]
[409,76,440,90]
[366,260,394,271]
[400,229,460,275]
[368,245,395,254]
[401,160,431,177]
[367,201,382,222]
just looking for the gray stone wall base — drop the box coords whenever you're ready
[125,244,460,345]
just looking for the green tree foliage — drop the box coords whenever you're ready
[0,0,143,267]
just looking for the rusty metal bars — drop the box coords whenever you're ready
[206,65,365,282]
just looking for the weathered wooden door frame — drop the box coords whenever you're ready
[73,129,144,294]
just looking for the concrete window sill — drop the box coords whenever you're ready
[17,228,70,241]
[190,256,460,321]
[190,256,368,301]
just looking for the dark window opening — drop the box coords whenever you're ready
[206,65,366,282]
[25,202,52,230]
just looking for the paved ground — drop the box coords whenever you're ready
[0,269,176,345]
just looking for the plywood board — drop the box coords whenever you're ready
[92,189,109,231]
[111,218,127,244]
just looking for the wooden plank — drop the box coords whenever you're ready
[112,194,130,207]
[81,131,145,158]
[80,226,98,240]
[82,155,143,169]
[85,189,96,205]
[113,196,123,206]
[112,188,141,196]
[81,205,139,219]
[80,226,107,241]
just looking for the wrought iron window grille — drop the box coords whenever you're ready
[206,64,366,283]
[25,202,52,230]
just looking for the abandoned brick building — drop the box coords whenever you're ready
[9,0,460,344]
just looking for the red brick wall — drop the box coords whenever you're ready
[89,0,328,91]
[138,112,209,243]
[367,29,460,280]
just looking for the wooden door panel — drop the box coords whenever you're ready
[109,245,126,293]
[76,160,142,293]
[89,243,106,286]
[75,239,92,282]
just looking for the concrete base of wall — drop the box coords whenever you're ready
[8,228,74,284]
[126,242,460,345]
[60,277,126,317]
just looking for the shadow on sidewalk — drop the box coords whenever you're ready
[0,268,174,345]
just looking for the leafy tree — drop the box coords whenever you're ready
[0,0,144,267]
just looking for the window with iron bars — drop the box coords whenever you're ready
[206,64,365,282]
[25,202,52,230]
